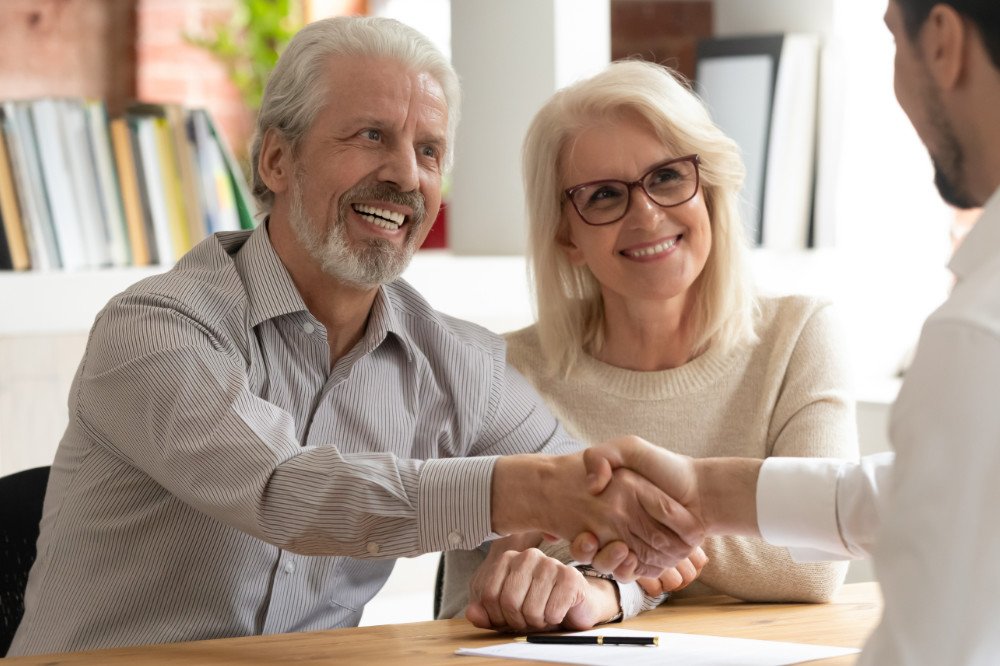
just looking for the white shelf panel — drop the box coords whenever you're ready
[0,252,535,337]
[0,267,167,336]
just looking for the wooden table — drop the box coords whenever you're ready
[5,582,881,665]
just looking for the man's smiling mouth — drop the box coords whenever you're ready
[353,204,406,231]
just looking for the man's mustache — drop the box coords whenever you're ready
[342,183,427,228]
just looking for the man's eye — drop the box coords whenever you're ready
[362,129,382,141]
[420,145,439,159]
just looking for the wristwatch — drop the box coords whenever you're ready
[576,566,624,623]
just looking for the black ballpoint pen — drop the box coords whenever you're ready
[517,635,659,646]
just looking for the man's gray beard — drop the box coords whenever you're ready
[289,177,426,289]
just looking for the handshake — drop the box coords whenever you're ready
[476,436,764,631]
[492,435,763,579]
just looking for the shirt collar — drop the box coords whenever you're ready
[234,221,310,328]
[234,221,417,362]
[367,283,417,364]
[949,186,1000,283]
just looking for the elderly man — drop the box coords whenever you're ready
[577,0,1000,663]
[8,16,699,656]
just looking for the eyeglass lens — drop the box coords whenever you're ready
[571,158,698,225]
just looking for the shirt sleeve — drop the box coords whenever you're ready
[74,294,511,560]
[757,453,893,561]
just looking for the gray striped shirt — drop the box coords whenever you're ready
[10,224,576,655]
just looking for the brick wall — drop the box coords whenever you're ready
[611,0,713,80]
[0,0,136,113]
[136,0,252,160]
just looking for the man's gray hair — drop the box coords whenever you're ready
[249,16,461,213]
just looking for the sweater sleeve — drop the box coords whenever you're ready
[437,547,487,619]
[682,302,857,602]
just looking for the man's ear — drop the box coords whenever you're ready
[258,128,292,195]
[922,4,968,90]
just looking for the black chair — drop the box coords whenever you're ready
[433,552,445,619]
[0,465,50,657]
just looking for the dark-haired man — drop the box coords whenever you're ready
[581,1,1000,663]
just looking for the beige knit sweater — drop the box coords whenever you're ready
[439,294,857,620]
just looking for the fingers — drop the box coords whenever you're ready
[466,601,493,629]
[632,470,705,550]
[601,468,702,573]
[690,545,709,570]
[569,532,600,564]
[635,546,710,596]
[582,447,616,494]
[612,551,642,581]
[468,548,587,632]
[674,546,708,591]
[589,540,630,574]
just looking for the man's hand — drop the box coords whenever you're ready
[637,546,708,596]
[465,540,620,632]
[491,443,705,578]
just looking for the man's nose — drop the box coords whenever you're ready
[377,145,420,192]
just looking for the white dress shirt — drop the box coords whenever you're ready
[757,187,1000,665]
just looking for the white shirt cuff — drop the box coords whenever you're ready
[757,457,853,561]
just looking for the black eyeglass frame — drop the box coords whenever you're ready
[563,154,702,226]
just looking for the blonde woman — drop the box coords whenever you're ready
[439,60,858,631]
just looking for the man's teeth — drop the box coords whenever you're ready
[354,204,405,230]
[625,236,679,258]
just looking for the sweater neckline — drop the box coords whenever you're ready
[572,339,741,400]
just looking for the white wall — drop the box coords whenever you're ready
[447,0,610,255]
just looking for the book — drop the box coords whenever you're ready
[2,101,61,270]
[29,98,90,269]
[0,201,12,270]
[132,114,174,265]
[58,98,112,267]
[190,108,241,234]
[0,98,246,270]
[109,117,152,266]
[198,109,255,230]
[164,105,209,250]
[152,115,192,257]
[0,120,30,270]
[85,100,131,267]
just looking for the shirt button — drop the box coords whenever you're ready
[302,322,315,334]
[284,560,296,574]
[448,530,463,546]
[366,542,380,555]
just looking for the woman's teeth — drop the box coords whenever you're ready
[624,236,679,258]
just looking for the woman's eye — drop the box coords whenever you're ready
[590,186,619,202]
[584,185,623,208]
[651,168,681,184]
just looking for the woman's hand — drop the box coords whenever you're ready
[637,546,708,596]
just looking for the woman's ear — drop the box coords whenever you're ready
[258,128,291,195]
[557,221,587,267]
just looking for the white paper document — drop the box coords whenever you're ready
[456,628,860,666]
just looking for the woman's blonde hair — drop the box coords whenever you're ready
[522,59,757,375]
